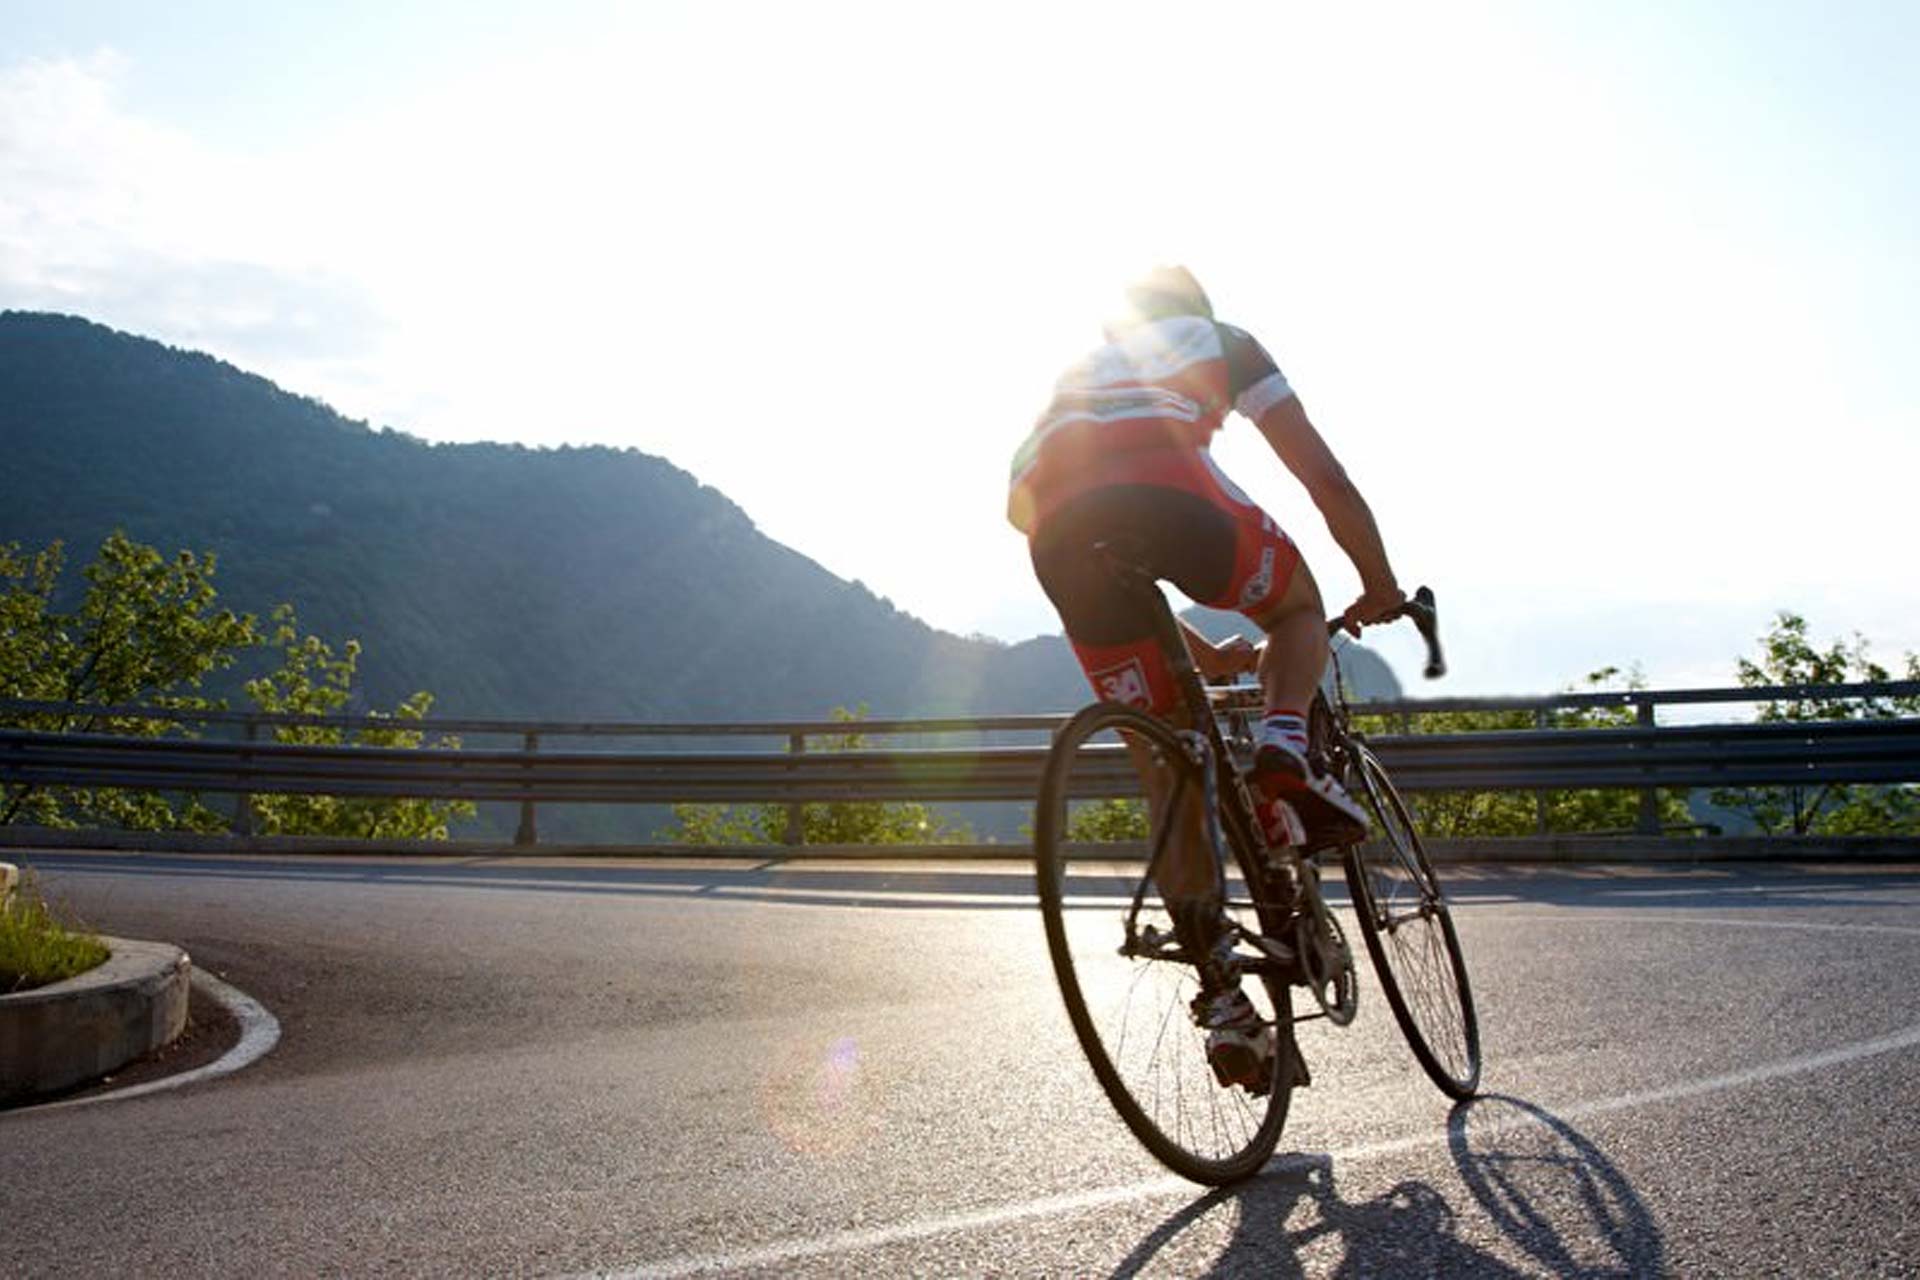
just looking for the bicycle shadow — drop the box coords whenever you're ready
[1107,1096,1662,1278]
[1445,1094,1665,1277]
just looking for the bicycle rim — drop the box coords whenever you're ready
[1035,701,1293,1185]
[1343,744,1481,1099]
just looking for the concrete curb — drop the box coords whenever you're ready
[3,968,281,1115]
[0,935,190,1104]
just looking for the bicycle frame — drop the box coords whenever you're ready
[1033,567,1475,1183]
[1104,555,1302,982]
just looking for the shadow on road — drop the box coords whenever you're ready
[1109,1158,1525,1279]
[18,851,1919,917]
[16,851,1048,911]
[1107,1096,1662,1278]
[1446,1094,1665,1277]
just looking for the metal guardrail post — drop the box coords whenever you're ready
[785,732,806,846]
[231,719,258,836]
[514,732,540,846]
[1534,707,1551,835]
[1636,701,1661,835]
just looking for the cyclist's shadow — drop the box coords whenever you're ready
[1110,1096,1663,1278]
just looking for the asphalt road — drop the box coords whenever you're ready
[4,852,1919,1277]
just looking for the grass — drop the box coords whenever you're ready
[0,874,111,994]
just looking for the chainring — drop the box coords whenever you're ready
[1297,890,1359,1026]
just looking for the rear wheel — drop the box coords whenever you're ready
[1342,744,1481,1099]
[1035,701,1296,1184]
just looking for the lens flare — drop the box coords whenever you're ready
[759,1034,881,1159]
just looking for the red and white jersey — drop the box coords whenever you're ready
[1007,316,1294,534]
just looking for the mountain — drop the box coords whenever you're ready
[0,311,1400,728]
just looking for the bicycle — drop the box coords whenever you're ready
[1032,549,1481,1184]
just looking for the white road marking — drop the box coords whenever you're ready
[3,969,281,1117]
[1600,883,1892,900]
[1494,908,1920,939]
[602,909,1920,1279]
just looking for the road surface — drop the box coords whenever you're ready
[4,851,1918,1276]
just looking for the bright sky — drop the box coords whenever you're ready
[3,1,1916,697]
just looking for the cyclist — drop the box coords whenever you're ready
[1009,265,1406,1089]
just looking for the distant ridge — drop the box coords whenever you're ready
[0,310,1401,723]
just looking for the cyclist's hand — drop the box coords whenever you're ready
[1339,584,1407,637]
[1216,635,1258,677]
[1194,634,1258,680]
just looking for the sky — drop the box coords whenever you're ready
[3,0,1916,698]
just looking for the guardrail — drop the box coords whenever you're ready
[4,682,1917,849]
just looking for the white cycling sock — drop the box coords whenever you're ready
[1259,710,1309,759]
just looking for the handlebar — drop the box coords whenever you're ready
[1329,585,1446,680]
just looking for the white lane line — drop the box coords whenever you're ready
[608,1018,1920,1279]
[1493,909,1920,938]
[4,969,281,1117]
[601,910,1920,1279]
[1599,884,1891,900]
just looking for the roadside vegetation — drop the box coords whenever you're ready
[1356,615,1917,839]
[0,873,109,994]
[0,532,473,838]
[846,614,1919,847]
[1350,665,1693,838]
[660,706,975,846]
[1351,617,1920,844]
[5,535,1911,845]
[1706,612,1920,835]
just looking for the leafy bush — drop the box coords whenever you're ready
[1,533,471,839]
[661,707,972,846]
[1355,666,1690,837]
[1065,798,1150,842]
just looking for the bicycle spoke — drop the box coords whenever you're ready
[1343,744,1481,1099]
[1036,701,1294,1183]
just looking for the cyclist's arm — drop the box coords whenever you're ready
[1251,396,1404,625]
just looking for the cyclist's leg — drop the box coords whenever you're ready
[1032,481,1280,1088]
[1246,567,1368,838]
[1030,487,1234,952]
[1117,709,1212,906]
[1169,454,1366,842]
[1248,560,1327,719]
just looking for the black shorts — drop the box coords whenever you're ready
[1029,472,1299,712]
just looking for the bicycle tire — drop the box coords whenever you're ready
[1035,700,1295,1184]
[1341,743,1482,1099]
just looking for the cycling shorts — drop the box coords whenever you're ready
[1028,449,1301,714]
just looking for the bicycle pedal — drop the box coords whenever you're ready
[1286,1040,1312,1089]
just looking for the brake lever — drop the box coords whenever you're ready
[1397,586,1446,680]
[1331,586,1447,680]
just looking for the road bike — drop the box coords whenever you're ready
[1032,550,1481,1184]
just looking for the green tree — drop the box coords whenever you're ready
[660,706,970,846]
[0,533,472,839]
[0,533,254,830]
[1709,612,1920,835]
[241,606,476,839]
[1355,666,1689,837]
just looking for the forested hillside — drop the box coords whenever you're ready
[0,311,1400,722]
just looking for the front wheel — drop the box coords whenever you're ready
[1342,744,1481,1099]
[1034,700,1295,1184]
